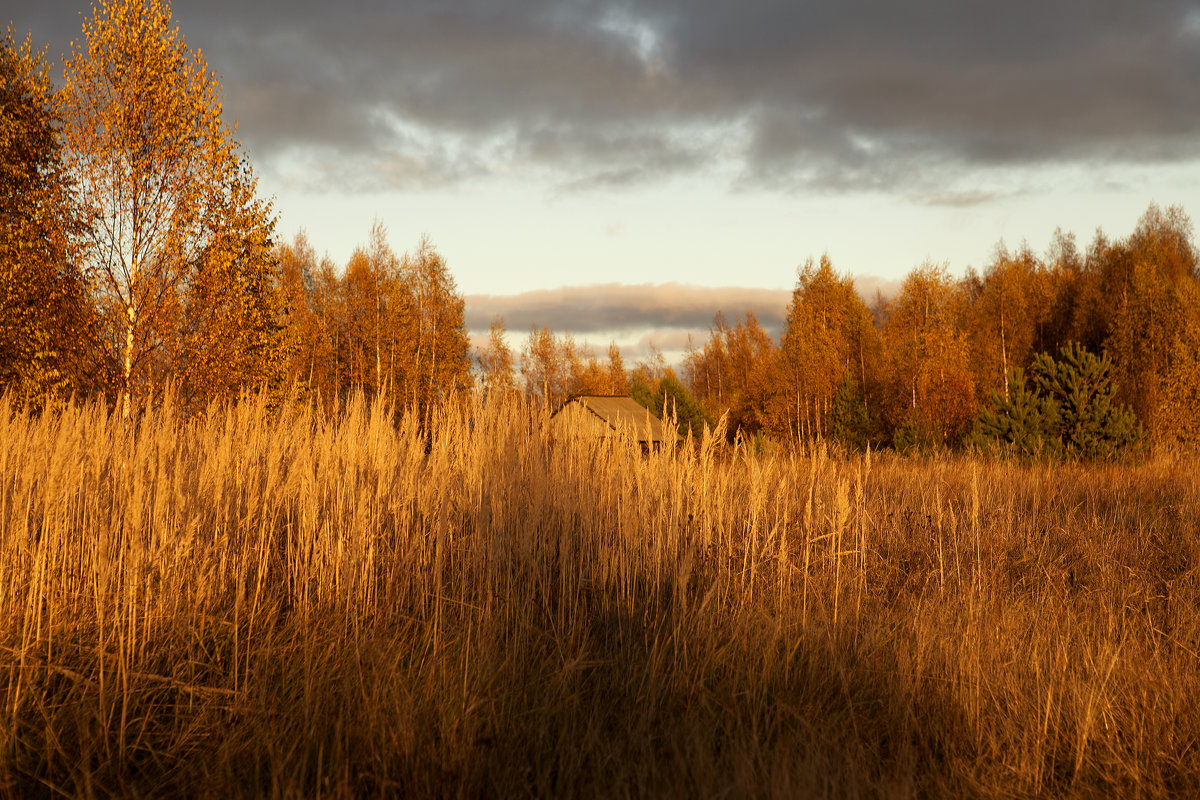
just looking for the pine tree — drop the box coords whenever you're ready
[1031,343,1142,460]
[891,410,936,455]
[970,369,1062,459]
[635,370,711,438]
[629,374,656,413]
[972,344,1142,461]
[830,377,873,452]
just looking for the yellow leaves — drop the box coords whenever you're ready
[883,263,976,443]
[0,30,95,401]
[773,254,882,441]
[55,0,277,414]
[963,246,1054,404]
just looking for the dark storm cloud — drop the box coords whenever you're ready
[8,1,1200,192]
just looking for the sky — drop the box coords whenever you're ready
[8,1,1200,360]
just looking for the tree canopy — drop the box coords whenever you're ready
[61,0,277,416]
[0,30,95,402]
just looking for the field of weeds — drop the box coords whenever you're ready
[1,394,1198,798]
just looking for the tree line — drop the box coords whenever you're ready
[674,206,1200,451]
[470,201,1200,454]
[1,2,471,419]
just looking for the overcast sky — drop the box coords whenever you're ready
[7,1,1200,357]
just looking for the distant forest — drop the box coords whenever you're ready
[3,2,1200,454]
[504,202,1200,455]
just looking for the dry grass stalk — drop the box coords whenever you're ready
[0,392,1197,797]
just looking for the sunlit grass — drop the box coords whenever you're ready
[1,392,1197,797]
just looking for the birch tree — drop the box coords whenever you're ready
[774,255,882,441]
[403,237,469,416]
[476,317,516,397]
[964,245,1052,402]
[883,263,976,444]
[60,0,275,417]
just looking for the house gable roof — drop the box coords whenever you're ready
[551,395,678,444]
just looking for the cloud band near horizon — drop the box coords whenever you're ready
[463,278,901,360]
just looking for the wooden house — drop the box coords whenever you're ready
[551,395,679,448]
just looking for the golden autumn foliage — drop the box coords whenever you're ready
[568,338,630,397]
[270,228,470,417]
[339,223,410,397]
[476,317,517,397]
[963,245,1054,402]
[517,326,630,407]
[405,237,471,415]
[2,0,481,421]
[175,176,282,409]
[4,8,1200,796]
[772,255,883,441]
[683,311,779,436]
[1157,283,1200,444]
[4,2,1200,457]
[1101,208,1200,441]
[660,207,1200,452]
[883,264,976,444]
[0,30,98,402]
[606,341,630,395]
[274,232,335,402]
[60,0,277,417]
[520,324,565,406]
[275,232,346,408]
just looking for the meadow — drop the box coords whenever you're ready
[0,393,1197,798]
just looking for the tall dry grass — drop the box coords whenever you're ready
[0,392,1198,798]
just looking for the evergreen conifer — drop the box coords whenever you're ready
[971,343,1142,460]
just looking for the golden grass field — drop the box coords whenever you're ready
[1,393,1197,798]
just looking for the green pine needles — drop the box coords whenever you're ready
[830,376,873,451]
[972,342,1143,460]
[631,371,712,438]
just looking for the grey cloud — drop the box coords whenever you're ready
[915,190,999,208]
[631,329,696,354]
[466,278,900,365]
[464,283,792,337]
[465,277,900,339]
[8,1,1200,193]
